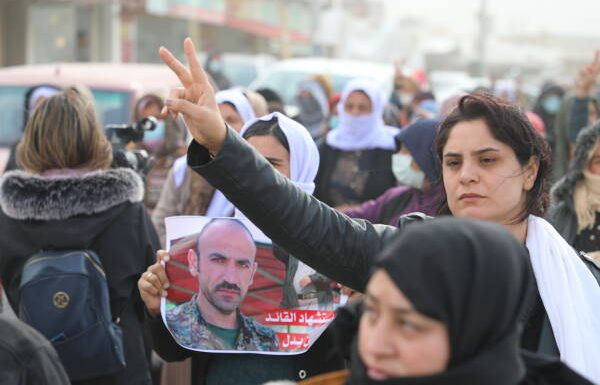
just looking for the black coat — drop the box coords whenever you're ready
[187,128,562,359]
[0,314,70,385]
[547,122,600,284]
[314,142,396,207]
[0,168,159,385]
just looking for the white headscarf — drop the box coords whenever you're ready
[526,215,600,383]
[173,89,256,217]
[215,88,256,123]
[298,80,330,117]
[239,111,319,195]
[326,78,399,151]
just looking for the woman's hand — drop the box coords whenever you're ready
[138,250,171,318]
[159,38,226,156]
[575,50,600,99]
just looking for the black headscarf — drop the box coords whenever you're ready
[350,217,532,385]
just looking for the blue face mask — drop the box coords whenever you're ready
[328,115,339,130]
[392,153,425,189]
[542,95,561,114]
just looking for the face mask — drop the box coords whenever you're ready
[338,113,376,137]
[542,95,561,114]
[208,61,222,73]
[392,152,425,189]
[143,120,166,153]
[328,115,339,130]
[397,91,414,107]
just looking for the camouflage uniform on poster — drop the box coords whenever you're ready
[166,295,278,351]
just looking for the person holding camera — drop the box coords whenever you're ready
[0,88,160,385]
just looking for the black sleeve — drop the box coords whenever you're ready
[187,128,400,292]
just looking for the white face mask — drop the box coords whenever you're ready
[337,113,377,137]
[392,153,425,189]
[397,91,415,107]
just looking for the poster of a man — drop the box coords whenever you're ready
[165,218,278,351]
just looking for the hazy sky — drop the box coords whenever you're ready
[384,0,600,37]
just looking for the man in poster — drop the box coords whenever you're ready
[166,218,278,351]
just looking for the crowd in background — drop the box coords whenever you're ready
[1,39,600,385]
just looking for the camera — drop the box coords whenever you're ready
[105,116,157,176]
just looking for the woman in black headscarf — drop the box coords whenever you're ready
[313,218,591,385]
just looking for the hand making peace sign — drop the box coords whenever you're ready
[159,38,227,155]
[575,50,600,98]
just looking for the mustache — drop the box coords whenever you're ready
[214,281,241,293]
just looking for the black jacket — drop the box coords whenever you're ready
[548,122,600,284]
[0,314,70,385]
[549,121,600,245]
[0,168,159,385]
[187,128,565,357]
[314,142,396,207]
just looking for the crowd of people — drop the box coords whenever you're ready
[1,37,600,385]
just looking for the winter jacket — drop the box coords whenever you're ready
[0,168,160,385]
[314,142,396,207]
[186,127,569,358]
[0,314,70,385]
[547,122,600,283]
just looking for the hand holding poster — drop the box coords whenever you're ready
[161,216,343,354]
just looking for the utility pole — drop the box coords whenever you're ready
[311,0,321,56]
[278,0,290,59]
[474,0,490,76]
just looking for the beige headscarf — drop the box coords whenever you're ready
[573,142,600,231]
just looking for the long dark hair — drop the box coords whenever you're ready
[241,117,289,152]
[435,93,551,223]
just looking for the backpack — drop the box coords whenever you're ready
[18,249,126,381]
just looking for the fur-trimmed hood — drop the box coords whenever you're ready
[552,121,600,205]
[0,168,143,221]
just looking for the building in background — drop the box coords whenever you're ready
[0,0,314,67]
[0,0,598,86]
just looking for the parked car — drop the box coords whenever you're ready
[249,57,394,108]
[0,62,183,149]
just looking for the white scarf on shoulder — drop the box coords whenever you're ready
[526,215,600,383]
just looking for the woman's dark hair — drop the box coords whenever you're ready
[241,117,289,152]
[435,93,551,223]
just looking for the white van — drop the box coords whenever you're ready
[249,57,394,108]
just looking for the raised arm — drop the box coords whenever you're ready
[159,39,400,291]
